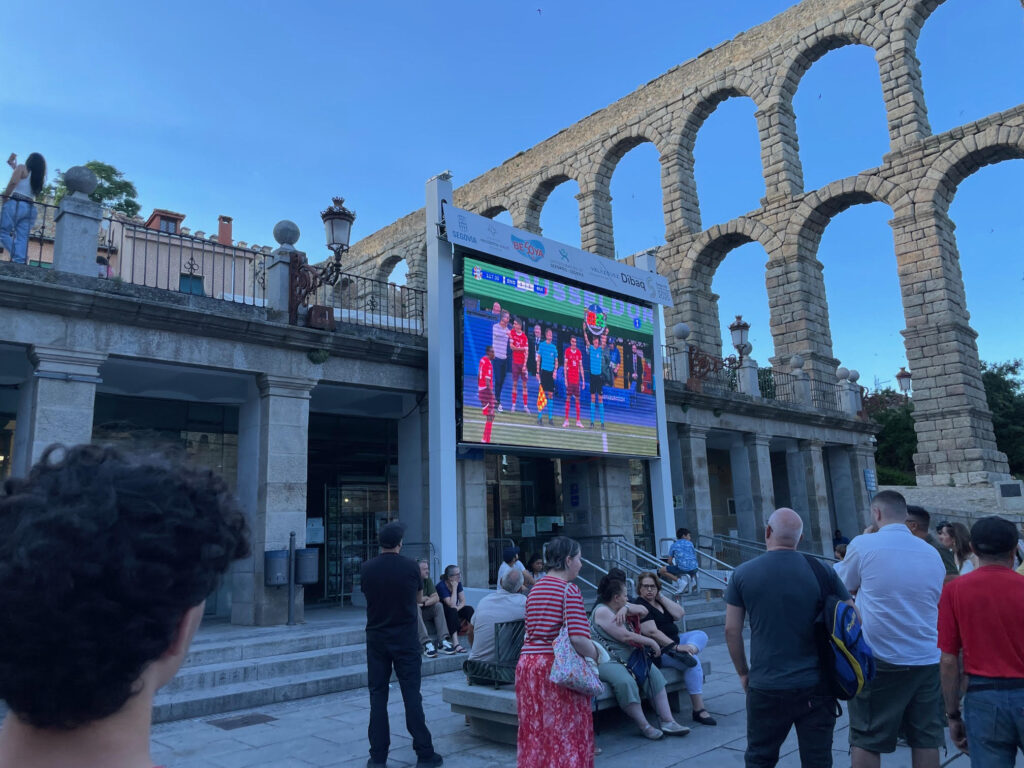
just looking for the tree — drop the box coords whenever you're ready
[981,360,1024,478]
[48,161,141,217]
[864,387,917,485]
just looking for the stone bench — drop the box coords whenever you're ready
[441,663,709,745]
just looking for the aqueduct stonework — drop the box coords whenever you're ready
[347,0,1021,489]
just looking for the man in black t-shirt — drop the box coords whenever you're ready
[360,522,443,768]
[725,508,852,768]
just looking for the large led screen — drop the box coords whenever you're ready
[461,255,658,456]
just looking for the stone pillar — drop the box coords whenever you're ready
[265,220,302,321]
[784,444,813,537]
[666,426,686,533]
[232,373,315,626]
[736,357,761,396]
[576,186,615,258]
[746,434,775,529]
[457,457,488,589]
[849,442,878,525]
[766,251,838,383]
[876,45,931,149]
[892,211,1009,486]
[680,426,714,540]
[398,396,425,544]
[826,445,861,546]
[53,197,103,278]
[11,347,106,477]
[729,438,758,541]
[799,439,833,556]
[755,102,803,201]
[672,286,722,357]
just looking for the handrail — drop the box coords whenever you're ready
[701,532,838,564]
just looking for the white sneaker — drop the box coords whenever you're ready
[497,404,504,412]
[660,720,690,736]
[524,406,531,414]
[511,404,517,413]
[441,638,457,655]
[562,419,569,428]
[423,642,438,659]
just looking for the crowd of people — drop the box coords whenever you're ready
[727,494,1024,768]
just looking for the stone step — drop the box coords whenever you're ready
[182,626,365,667]
[164,643,369,694]
[154,653,465,723]
[683,608,727,630]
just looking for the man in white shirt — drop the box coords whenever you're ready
[491,311,511,412]
[468,569,527,663]
[496,546,534,592]
[835,489,946,768]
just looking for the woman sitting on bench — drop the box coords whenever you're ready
[590,574,690,740]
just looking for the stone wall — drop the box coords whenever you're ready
[347,0,1021,488]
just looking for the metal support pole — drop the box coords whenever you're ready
[287,530,296,626]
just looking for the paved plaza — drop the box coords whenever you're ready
[150,627,991,768]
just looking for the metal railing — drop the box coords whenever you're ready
[810,378,845,414]
[698,532,838,568]
[307,271,424,335]
[100,215,268,305]
[0,194,60,268]
[401,541,441,583]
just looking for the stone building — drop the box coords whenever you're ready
[1,0,1020,629]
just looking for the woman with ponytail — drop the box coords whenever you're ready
[1,152,46,264]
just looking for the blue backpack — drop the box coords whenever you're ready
[804,555,876,700]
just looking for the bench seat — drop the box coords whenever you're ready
[441,662,710,745]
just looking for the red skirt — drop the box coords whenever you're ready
[516,653,594,768]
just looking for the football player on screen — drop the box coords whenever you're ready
[562,336,584,429]
[478,346,496,443]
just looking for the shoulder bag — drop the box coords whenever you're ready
[549,582,605,697]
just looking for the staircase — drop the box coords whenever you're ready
[680,594,727,630]
[153,620,464,723]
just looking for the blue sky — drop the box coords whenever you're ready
[2,0,1021,390]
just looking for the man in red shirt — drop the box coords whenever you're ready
[562,335,584,428]
[478,346,496,444]
[938,515,1024,766]
[508,318,530,414]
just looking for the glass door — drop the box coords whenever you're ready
[323,484,393,603]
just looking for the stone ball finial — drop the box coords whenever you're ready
[737,341,752,357]
[848,369,860,383]
[790,354,805,370]
[64,166,98,197]
[273,220,300,247]
[673,322,691,341]
[836,366,850,381]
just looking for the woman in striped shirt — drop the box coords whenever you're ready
[515,537,599,768]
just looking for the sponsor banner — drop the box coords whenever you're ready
[445,204,673,307]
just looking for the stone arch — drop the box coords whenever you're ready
[770,18,905,163]
[478,201,512,220]
[377,254,407,285]
[787,174,914,259]
[522,163,581,235]
[915,125,1024,215]
[578,126,670,258]
[671,77,774,234]
[673,216,784,355]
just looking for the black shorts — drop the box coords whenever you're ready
[540,370,555,394]
[588,373,603,394]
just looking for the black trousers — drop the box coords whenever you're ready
[745,686,838,768]
[367,630,435,763]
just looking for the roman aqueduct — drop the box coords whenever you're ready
[347,0,1022,489]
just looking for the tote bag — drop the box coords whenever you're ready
[548,583,605,697]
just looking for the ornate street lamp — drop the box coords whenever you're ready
[321,196,356,261]
[729,314,752,363]
[896,366,913,402]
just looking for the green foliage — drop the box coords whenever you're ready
[48,161,141,217]
[865,387,917,485]
[981,360,1024,478]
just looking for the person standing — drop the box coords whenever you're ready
[360,522,443,768]
[835,490,946,768]
[0,152,46,264]
[491,310,511,412]
[508,318,530,414]
[938,516,1024,766]
[725,507,851,767]
[516,536,599,768]
[477,346,496,444]
[562,335,584,429]
[584,333,606,429]
[536,328,559,426]
[906,505,959,583]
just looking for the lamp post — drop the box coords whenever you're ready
[896,366,913,403]
[288,197,357,326]
[729,314,751,363]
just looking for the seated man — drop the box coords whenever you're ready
[416,559,452,658]
[0,444,250,768]
[496,546,534,592]
[468,569,527,663]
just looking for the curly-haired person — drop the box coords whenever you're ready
[0,444,250,768]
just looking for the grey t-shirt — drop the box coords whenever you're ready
[725,550,851,691]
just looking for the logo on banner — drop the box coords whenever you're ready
[511,234,545,262]
[559,247,571,263]
[450,214,478,245]
[585,304,607,336]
